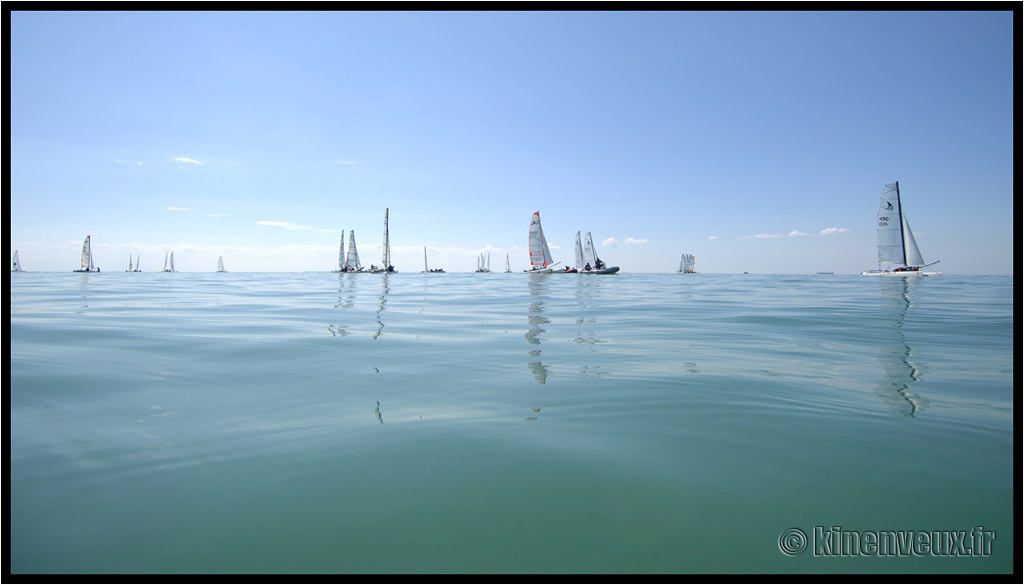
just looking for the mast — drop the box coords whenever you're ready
[382,208,391,270]
[424,247,428,272]
[894,181,907,267]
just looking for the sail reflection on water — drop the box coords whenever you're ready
[525,274,550,384]
[572,276,606,378]
[372,273,390,340]
[874,277,929,417]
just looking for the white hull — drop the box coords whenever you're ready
[861,270,942,277]
[579,266,620,275]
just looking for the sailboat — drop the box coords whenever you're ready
[861,182,941,276]
[678,253,696,274]
[343,230,363,272]
[73,236,100,272]
[126,255,133,272]
[505,254,512,273]
[369,208,397,273]
[163,251,176,272]
[12,251,23,271]
[576,231,618,274]
[331,230,346,273]
[524,212,560,273]
[217,256,227,272]
[476,252,491,273]
[422,247,445,273]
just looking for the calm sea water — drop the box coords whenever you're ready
[10,271,1014,575]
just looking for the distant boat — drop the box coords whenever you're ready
[125,255,140,272]
[422,247,445,273]
[505,254,512,273]
[476,252,491,273]
[331,230,346,273]
[576,231,618,274]
[369,208,397,273]
[861,182,941,276]
[217,256,227,272]
[678,254,697,274]
[343,230,363,272]
[524,212,560,273]
[12,250,23,271]
[816,271,834,275]
[163,251,176,272]
[73,236,100,272]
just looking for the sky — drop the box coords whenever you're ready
[8,9,1015,274]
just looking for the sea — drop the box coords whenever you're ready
[9,271,1015,575]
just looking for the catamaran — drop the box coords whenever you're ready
[217,256,227,273]
[575,231,619,274]
[525,212,560,273]
[12,251,23,271]
[422,247,445,273]
[163,251,176,272]
[331,230,346,273]
[861,182,941,276]
[73,236,100,272]
[678,253,697,274]
[369,208,397,273]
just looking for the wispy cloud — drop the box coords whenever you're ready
[602,237,648,247]
[788,230,812,237]
[114,159,143,165]
[741,233,783,239]
[173,156,205,165]
[820,227,850,235]
[329,160,357,166]
[165,207,190,211]
[708,236,720,240]
[257,221,333,232]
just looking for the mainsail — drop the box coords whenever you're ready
[527,212,554,268]
[574,232,585,270]
[876,182,927,271]
[75,236,98,272]
[13,251,23,271]
[335,230,346,272]
[583,232,599,267]
[345,230,361,271]
[678,254,696,273]
[217,256,227,272]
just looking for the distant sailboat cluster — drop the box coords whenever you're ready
[678,254,696,274]
[20,182,937,275]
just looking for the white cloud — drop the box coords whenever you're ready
[788,230,812,237]
[820,227,850,235]
[624,237,648,245]
[114,159,143,165]
[165,207,190,211]
[173,157,204,165]
[329,160,357,165]
[257,221,332,232]
[741,233,783,239]
[708,236,719,240]
[603,237,619,246]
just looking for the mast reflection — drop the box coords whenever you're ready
[525,274,550,384]
[874,277,929,417]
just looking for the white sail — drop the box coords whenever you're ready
[170,252,175,272]
[83,236,94,271]
[527,212,554,269]
[13,251,22,271]
[164,251,170,272]
[334,230,345,272]
[424,247,429,272]
[583,232,598,267]
[382,208,391,270]
[678,254,696,273]
[505,254,511,273]
[902,216,925,267]
[217,256,226,272]
[574,232,585,270]
[345,230,361,271]
[876,182,906,272]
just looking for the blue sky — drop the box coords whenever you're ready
[9,10,1014,273]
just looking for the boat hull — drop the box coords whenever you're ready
[860,270,942,277]
[580,266,619,274]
